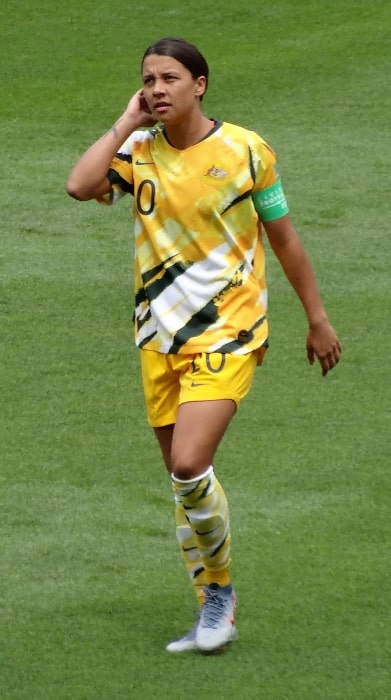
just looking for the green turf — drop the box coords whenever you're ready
[1,1,390,698]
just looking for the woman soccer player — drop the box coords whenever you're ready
[66,37,342,653]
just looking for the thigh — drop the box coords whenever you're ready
[153,424,175,473]
[145,350,257,477]
[170,399,237,479]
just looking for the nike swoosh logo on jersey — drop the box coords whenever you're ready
[135,158,155,165]
[190,381,206,387]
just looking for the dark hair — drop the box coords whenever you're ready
[142,37,209,99]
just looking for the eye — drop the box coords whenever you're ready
[143,76,153,86]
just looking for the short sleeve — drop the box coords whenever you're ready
[96,133,137,206]
[250,136,289,222]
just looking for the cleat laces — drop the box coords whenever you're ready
[200,585,234,629]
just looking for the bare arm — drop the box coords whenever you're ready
[264,214,342,375]
[66,90,156,201]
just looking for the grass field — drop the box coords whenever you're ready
[1,1,390,698]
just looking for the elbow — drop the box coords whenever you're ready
[66,169,99,200]
[66,178,91,201]
[66,185,84,201]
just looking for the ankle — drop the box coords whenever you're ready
[205,568,231,587]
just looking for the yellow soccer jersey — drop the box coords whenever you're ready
[99,120,288,355]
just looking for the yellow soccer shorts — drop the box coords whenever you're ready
[140,349,264,427]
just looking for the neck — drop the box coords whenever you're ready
[164,114,214,150]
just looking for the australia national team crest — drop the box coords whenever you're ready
[204,164,228,180]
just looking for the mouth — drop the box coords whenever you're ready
[154,101,171,113]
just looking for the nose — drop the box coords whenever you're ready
[153,79,166,96]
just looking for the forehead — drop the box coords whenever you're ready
[142,54,190,76]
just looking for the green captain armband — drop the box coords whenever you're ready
[252,178,289,222]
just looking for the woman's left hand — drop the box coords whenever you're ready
[306,320,342,376]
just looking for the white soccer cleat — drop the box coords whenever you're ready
[196,583,237,652]
[166,620,199,653]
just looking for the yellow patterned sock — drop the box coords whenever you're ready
[172,466,231,586]
[175,498,208,606]
[205,567,231,586]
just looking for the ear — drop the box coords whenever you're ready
[195,76,207,99]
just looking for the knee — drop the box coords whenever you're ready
[170,450,209,481]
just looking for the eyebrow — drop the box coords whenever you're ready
[142,69,181,79]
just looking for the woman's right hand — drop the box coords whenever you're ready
[124,89,156,128]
